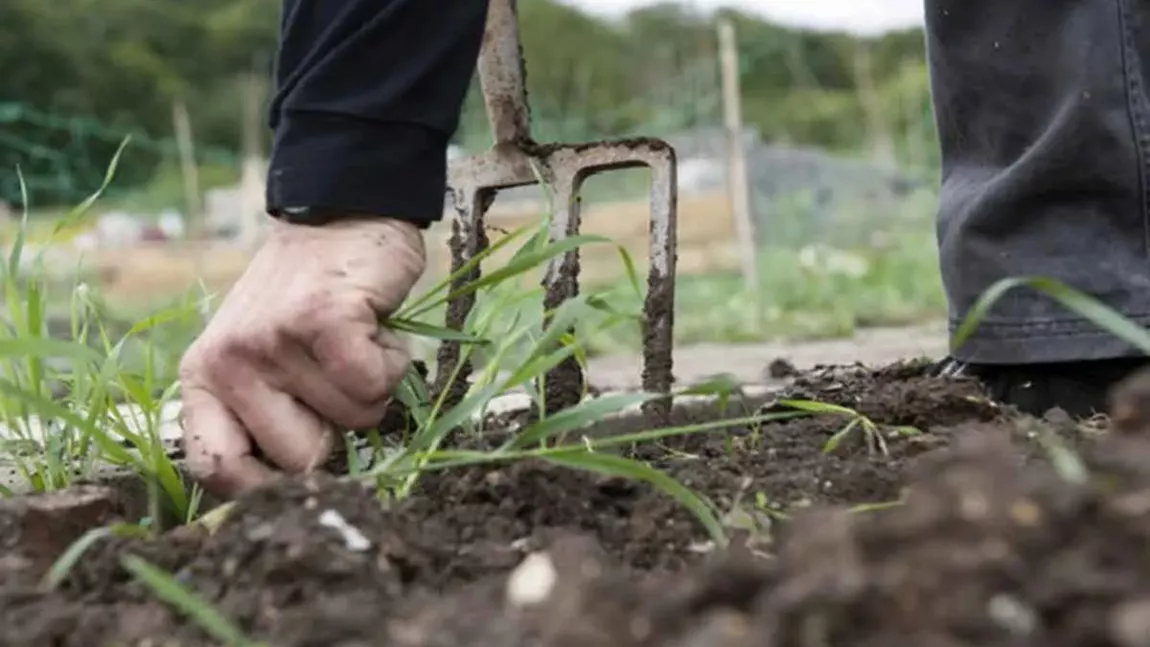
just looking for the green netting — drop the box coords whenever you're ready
[0,101,244,208]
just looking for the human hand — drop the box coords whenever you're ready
[178,216,425,496]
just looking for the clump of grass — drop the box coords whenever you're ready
[0,140,210,524]
[773,399,920,456]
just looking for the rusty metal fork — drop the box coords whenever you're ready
[435,0,679,424]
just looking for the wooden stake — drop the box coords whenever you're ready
[717,19,759,295]
[239,72,269,249]
[171,99,202,238]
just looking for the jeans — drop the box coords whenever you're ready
[928,0,1150,363]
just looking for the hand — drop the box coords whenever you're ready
[178,216,425,496]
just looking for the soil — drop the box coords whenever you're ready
[1,359,1145,647]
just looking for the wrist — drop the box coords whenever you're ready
[271,213,424,251]
[273,206,425,230]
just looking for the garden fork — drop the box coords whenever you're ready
[435,0,679,425]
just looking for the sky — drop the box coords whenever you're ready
[567,0,925,36]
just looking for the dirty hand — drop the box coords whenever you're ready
[178,217,425,496]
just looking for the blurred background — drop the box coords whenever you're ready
[0,0,946,356]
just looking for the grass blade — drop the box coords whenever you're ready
[41,523,149,591]
[121,555,260,647]
[401,412,808,477]
[952,276,1150,354]
[823,417,861,454]
[0,337,102,364]
[404,234,615,318]
[775,399,858,416]
[384,318,490,345]
[7,167,30,277]
[542,451,726,545]
[56,136,131,232]
[504,392,659,451]
[397,222,538,319]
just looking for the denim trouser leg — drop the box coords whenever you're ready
[927,0,1150,363]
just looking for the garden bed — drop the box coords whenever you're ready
[3,359,1147,647]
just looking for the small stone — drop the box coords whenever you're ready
[987,593,1037,636]
[246,522,275,542]
[1009,500,1042,526]
[317,509,371,552]
[1110,598,1150,647]
[506,551,557,607]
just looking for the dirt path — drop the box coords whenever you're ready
[587,321,948,389]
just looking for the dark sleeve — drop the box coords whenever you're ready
[265,0,489,227]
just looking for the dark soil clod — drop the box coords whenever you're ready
[765,358,798,380]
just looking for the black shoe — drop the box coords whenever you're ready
[933,356,1147,419]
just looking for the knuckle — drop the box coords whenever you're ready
[294,289,342,326]
[277,441,332,475]
[396,242,427,278]
[180,342,237,387]
[179,338,212,374]
[217,330,276,361]
[337,404,390,431]
[344,358,408,406]
[184,445,224,487]
[382,354,412,387]
[185,329,284,381]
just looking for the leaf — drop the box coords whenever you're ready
[384,318,490,345]
[0,336,102,364]
[120,301,203,340]
[397,221,537,319]
[541,451,727,545]
[7,167,30,277]
[56,136,132,232]
[0,378,108,446]
[392,365,432,430]
[823,417,861,454]
[41,523,149,591]
[411,381,507,453]
[952,276,1150,355]
[407,234,615,318]
[194,502,236,535]
[615,245,644,300]
[504,392,660,450]
[121,555,260,647]
[572,411,807,453]
[500,295,599,390]
[775,399,859,417]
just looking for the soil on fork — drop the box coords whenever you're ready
[4,359,1150,647]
